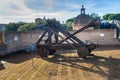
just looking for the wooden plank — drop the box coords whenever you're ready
[59,18,99,44]
[47,27,77,49]
[38,43,81,50]
[54,32,58,43]
[58,26,84,44]
[57,30,78,45]
[48,30,52,47]
[36,29,48,44]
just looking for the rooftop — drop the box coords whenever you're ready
[73,5,94,30]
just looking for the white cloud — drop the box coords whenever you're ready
[0,0,60,23]
[0,11,78,23]
[0,0,72,23]
[0,0,32,16]
[0,0,120,24]
[0,0,33,23]
[0,0,79,23]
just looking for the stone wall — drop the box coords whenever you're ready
[0,29,120,55]
[2,31,42,55]
[74,29,120,45]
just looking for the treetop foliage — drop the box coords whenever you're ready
[102,13,120,20]
[5,22,26,31]
[18,23,37,31]
[4,13,120,31]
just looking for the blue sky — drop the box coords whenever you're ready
[0,0,120,23]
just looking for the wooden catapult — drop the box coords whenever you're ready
[35,18,99,58]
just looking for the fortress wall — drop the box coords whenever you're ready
[74,29,120,45]
[3,31,42,55]
[1,29,119,55]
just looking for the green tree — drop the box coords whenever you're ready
[108,14,120,20]
[66,17,76,22]
[63,22,73,30]
[45,18,62,30]
[35,18,42,23]
[35,17,47,25]
[18,18,62,31]
[89,13,99,19]
[102,14,112,20]
[63,17,75,30]
[5,22,25,31]
[108,14,115,20]
[18,23,37,31]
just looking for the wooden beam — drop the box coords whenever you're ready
[59,18,99,44]
[58,26,84,45]
[45,32,53,44]
[48,29,52,48]
[58,30,78,45]
[54,32,59,43]
[47,27,77,49]
[36,29,48,44]
[38,43,81,50]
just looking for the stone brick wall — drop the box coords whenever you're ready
[2,31,42,55]
[74,29,120,45]
[73,25,94,30]
[1,29,120,55]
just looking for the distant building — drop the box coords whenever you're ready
[73,5,94,30]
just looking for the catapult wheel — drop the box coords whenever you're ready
[77,46,89,58]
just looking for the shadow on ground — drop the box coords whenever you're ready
[0,45,119,64]
[0,51,38,64]
[94,45,120,51]
[42,54,120,80]
[0,46,119,80]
